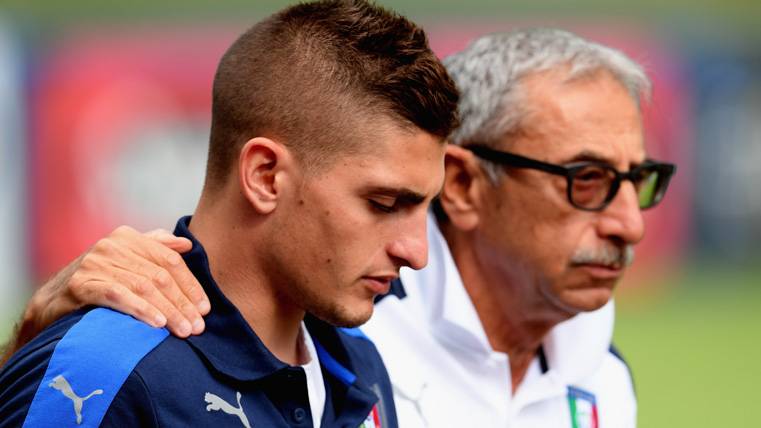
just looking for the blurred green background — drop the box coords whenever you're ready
[615,265,761,427]
[1,1,760,427]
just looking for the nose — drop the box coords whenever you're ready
[387,213,429,271]
[597,181,645,245]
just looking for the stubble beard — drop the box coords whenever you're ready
[288,278,373,328]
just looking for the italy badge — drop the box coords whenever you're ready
[359,405,381,428]
[567,386,599,428]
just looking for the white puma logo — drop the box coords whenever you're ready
[393,382,429,427]
[204,391,251,428]
[48,375,104,425]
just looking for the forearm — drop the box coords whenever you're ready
[1,259,82,367]
[1,226,208,368]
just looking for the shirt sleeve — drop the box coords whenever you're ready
[0,308,168,428]
[0,337,59,427]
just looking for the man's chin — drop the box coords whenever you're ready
[562,286,614,314]
[310,303,374,328]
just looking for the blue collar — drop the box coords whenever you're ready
[174,216,368,388]
[175,216,288,381]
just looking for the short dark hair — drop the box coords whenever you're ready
[205,0,459,186]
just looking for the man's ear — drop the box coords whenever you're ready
[238,137,296,214]
[439,144,489,231]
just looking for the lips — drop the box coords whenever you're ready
[362,275,396,295]
[575,263,624,280]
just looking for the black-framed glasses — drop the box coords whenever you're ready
[466,144,676,212]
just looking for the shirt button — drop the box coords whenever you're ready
[292,407,307,423]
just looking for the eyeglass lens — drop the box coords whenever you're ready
[569,164,666,210]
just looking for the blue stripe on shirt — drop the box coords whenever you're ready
[22,308,168,427]
[313,339,357,386]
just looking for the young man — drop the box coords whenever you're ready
[0,1,458,427]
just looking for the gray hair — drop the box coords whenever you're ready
[443,28,651,157]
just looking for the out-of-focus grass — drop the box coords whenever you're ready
[615,264,761,427]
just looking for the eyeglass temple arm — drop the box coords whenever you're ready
[466,145,569,176]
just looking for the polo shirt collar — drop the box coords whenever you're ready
[409,213,614,384]
[404,214,494,357]
[174,216,380,426]
[174,216,288,381]
[177,216,376,385]
[542,300,614,384]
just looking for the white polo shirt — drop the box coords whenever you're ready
[362,215,636,428]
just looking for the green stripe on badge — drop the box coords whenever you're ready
[568,394,579,428]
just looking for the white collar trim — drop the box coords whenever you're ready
[403,213,615,383]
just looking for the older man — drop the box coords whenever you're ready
[4,29,674,427]
[365,28,674,427]
[0,1,458,427]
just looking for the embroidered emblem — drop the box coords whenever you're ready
[204,391,251,428]
[48,374,104,425]
[359,404,382,428]
[369,382,390,428]
[567,386,598,428]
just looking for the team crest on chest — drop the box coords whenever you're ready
[359,404,381,428]
[567,386,598,428]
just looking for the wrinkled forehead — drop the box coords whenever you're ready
[509,69,647,168]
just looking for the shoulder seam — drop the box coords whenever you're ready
[135,370,159,426]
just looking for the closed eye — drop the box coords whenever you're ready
[365,187,427,214]
[369,199,397,213]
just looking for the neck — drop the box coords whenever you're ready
[190,191,307,365]
[441,221,566,392]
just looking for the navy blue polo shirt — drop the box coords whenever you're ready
[0,216,397,428]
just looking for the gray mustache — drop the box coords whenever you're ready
[571,245,634,268]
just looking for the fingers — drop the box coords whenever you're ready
[70,254,195,337]
[76,276,195,339]
[143,229,210,316]
[66,266,166,330]
[98,282,168,328]
[75,226,210,337]
[114,268,196,338]
[110,230,209,335]
[163,249,212,316]
[133,235,210,319]
[144,229,193,253]
[149,267,202,337]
